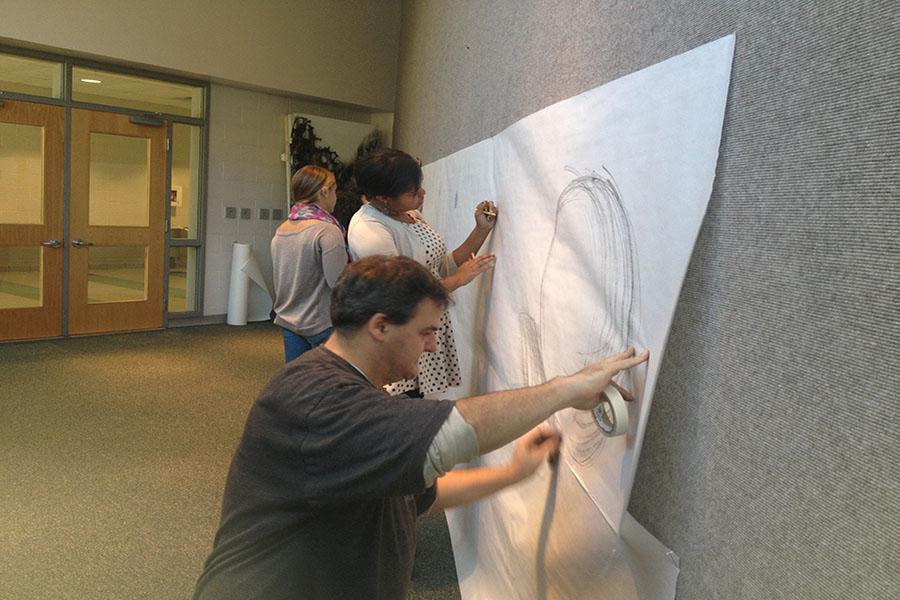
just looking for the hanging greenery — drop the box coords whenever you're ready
[289,116,384,187]
[289,116,386,228]
[289,116,344,176]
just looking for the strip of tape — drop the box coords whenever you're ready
[593,384,630,437]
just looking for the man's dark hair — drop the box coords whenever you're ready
[353,148,423,200]
[331,256,449,332]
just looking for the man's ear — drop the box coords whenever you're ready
[366,313,391,342]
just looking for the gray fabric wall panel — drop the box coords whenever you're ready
[396,1,899,599]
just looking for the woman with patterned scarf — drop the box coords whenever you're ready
[271,166,350,362]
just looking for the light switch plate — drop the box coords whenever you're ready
[272,208,284,220]
[224,206,237,219]
[240,208,251,220]
[259,208,270,220]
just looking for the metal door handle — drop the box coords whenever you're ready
[71,239,93,248]
[41,239,62,248]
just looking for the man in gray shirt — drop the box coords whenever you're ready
[193,255,648,600]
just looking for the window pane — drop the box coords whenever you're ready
[0,122,44,225]
[0,53,63,98]
[168,246,198,313]
[89,133,150,227]
[170,123,201,240]
[72,67,204,117]
[87,246,147,304]
[0,247,42,308]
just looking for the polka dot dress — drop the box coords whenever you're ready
[384,217,462,397]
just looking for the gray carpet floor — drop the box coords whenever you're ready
[0,323,460,599]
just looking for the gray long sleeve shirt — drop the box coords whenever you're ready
[270,220,347,336]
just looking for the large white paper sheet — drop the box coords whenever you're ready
[422,35,733,599]
[420,138,496,400]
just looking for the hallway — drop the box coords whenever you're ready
[1,323,458,599]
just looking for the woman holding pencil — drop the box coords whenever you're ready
[348,148,497,397]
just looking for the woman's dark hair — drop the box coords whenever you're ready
[331,256,449,332]
[353,148,423,200]
[332,190,362,231]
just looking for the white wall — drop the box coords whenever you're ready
[0,0,401,111]
[203,83,375,317]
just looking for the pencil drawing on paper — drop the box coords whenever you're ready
[519,167,641,465]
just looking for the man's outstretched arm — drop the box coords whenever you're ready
[455,348,649,454]
[429,423,561,512]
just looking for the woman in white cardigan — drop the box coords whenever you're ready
[348,148,497,396]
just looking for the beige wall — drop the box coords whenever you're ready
[203,83,376,317]
[0,0,401,111]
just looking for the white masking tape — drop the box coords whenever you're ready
[592,384,630,437]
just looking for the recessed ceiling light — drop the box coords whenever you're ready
[80,78,102,84]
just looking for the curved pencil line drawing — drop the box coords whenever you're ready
[519,167,641,466]
[519,313,544,387]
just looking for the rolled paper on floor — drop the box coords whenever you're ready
[593,384,630,437]
[226,242,272,326]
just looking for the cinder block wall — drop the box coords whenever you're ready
[203,85,373,316]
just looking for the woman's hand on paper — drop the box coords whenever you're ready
[452,252,496,289]
[474,200,498,231]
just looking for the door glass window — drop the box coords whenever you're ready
[168,122,202,316]
[73,67,204,118]
[170,123,201,239]
[167,247,198,313]
[0,247,42,308]
[0,53,63,98]
[87,246,147,304]
[89,133,150,227]
[0,122,44,224]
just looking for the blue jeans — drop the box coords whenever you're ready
[282,327,332,363]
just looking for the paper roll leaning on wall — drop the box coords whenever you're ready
[226,242,273,326]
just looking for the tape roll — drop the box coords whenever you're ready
[592,384,630,437]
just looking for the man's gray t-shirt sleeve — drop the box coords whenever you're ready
[422,406,480,486]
